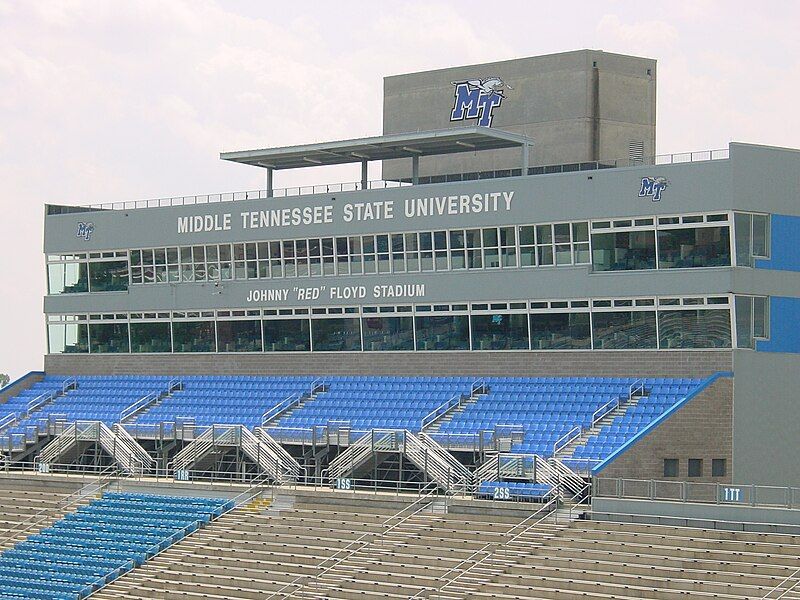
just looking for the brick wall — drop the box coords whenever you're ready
[44,350,732,378]
[597,377,733,484]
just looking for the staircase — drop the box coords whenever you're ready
[36,420,154,475]
[0,377,78,449]
[408,432,472,492]
[262,378,328,427]
[170,424,302,483]
[325,430,400,482]
[424,381,488,433]
[555,394,643,461]
[122,378,183,424]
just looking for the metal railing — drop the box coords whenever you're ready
[595,477,800,510]
[553,424,582,455]
[79,147,730,211]
[260,392,302,426]
[420,394,461,430]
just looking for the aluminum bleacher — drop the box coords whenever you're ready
[0,492,231,599]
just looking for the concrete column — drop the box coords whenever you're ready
[265,168,273,198]
[361,160,368,190]
[521,143,530,175]
[412,156,419,185]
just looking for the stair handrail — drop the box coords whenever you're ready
[267,481,439,599]
[325,429,393,481]
[61,376,78,394]
[553,424,583,455]
[591,397,622,428]
[113,423,155,468]
[415,431,472,482]
[0,412,18,433]
[96,422,146,475]
[628,378,645,401]
[167,378,183,393]
[119,390,159,423]
[420,394,461,430]
[253,427,304,478]
[470,378,488,395]
[410,494,558,599]
[0,463,119,548]
[261,392,302,426]
[25,390,55,417]
[310,377,327,393]
[167,427,216,472]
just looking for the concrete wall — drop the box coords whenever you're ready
[383,49,656,178]
[597,377,733,483]
[732,350,800,487]
[44,349,732,378]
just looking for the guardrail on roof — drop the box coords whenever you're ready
[78,147,729,211]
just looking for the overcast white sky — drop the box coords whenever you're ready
[1,0,798,379]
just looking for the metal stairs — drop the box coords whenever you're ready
[121,378,183,424]
[556,394,643,460]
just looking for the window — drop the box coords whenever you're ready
[48,322,88,354]
[362,317,414,351]
[264,319,310,352]
[48,262,89,294]
[657,226,730,268]
[130,322,171,353]
[592,230,656,271]
[658,309,732,349]
[663,458,678,478]
[529,313,591,350]
[217,320,262,352]
[173,321,216,352]
[312,318,362,351]
[89,323,130,353]
[592,311,657,349]
[471,313,529,350]
[415,315,469,350]
[734,212,770,266]
[735,296,769,348]
[712,458,727,477]
[88,260,129,292]
[688,458,703,478]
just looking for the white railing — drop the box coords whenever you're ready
[25,391,55,416]
[0,413,17,433]
[591,397,622,428]
[325,430,396,481]
[410,494,559,598]
[553,424,583,455]
[266,482,439,599]
[261,392,302,426]
[420,394,461,430]
[61,377,77,394]
[628,378,645,401]
[415,431,472,490]
[81,147,729,212]
[113,423,155,471]
[254,427,304,480]
[119,391,159,423]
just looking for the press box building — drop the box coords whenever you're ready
[39,50,800,488]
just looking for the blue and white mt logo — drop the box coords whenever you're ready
[638,176,668,202]
[76,222,94,241]
[450,77,511,127]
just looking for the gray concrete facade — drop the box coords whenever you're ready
[383,50,656,178]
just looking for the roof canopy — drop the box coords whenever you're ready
[220,127,534,170]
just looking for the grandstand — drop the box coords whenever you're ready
[3,49,800,597]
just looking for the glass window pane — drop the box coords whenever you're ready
[362,316,414,351]
[48,323,88,354]
[657,226,730,268]
[735,296,754,348]
[471,313,529,350]
[131,322,171,353]
[753,296,768,338]
[173,321,216,352]
[482,227,498,247]
[48,262,89,294]
[217,320,262,352]
[312,318,361,351]
[658,309,732,349]
[554,223,571,244]
[88,261,129,292]
[591,231,656,271]
[414,315,469,350]
[572,222,589,242]
[264,319,310,351]
[89,323,129,353]
[752,214,769,257]
[529,313,591,350]
[519,225,535,246]
[734,213,753,267]
[592,311,657,349]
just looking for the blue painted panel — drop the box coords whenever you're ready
[756,296,800,353]
[756,214,800,271]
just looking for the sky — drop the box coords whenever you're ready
[1,0,798,378]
